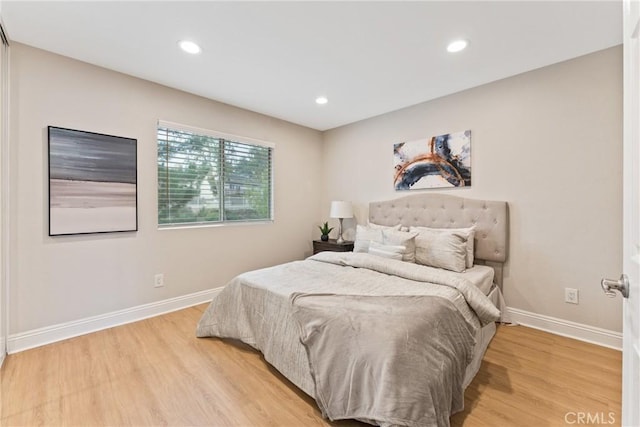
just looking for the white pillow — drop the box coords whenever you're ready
[368,241,405,261]
[353,225,383,253]
[410,226,475,268]
[412,228,468,272]
[368,222,402,231]
[382,229,418,263]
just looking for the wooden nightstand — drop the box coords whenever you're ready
[313,239,354,255]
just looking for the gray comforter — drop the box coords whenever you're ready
[196,252,500,426]
[292,293,475,427]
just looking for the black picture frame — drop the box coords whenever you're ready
[48,126,138,236]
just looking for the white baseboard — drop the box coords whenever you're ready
[7,288,222,354]
[507,307,622,351]
[6,295,621,355]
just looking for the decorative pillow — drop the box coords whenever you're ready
[367,222,402,231]
[368,241,405,261]
[353,225,383,253]
[412,228,468,272]
[410,226,475,268]
[382,229,418,263]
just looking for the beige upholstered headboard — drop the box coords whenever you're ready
[369,194,509,287]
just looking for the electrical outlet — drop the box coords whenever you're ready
[565,288,579,304]
[154,273,164,288]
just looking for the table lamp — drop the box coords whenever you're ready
[330,201,353,244]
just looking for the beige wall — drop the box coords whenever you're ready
[322,46,623,332]
[9,43,323,334]
[8,42,624,336]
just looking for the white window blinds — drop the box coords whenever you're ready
[157,123,273,226]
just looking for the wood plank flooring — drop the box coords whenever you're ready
[1,304,622,426]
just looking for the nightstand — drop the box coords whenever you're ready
[313,239,354,255]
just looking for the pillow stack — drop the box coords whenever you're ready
[353,222,416,263]
[354,222,475,273]
[353,223,401,252]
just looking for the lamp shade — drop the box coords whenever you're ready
[330,201,353,219]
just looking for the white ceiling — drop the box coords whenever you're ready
[1,1,622,131]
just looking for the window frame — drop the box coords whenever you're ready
[157,120,275,229]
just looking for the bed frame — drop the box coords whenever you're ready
[369,193,509,288]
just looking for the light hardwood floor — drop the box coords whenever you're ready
[1,304,621,426]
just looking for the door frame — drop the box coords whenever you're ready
[622,0,640,424]
[0,17,9,367]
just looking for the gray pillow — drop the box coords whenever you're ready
[411,226,475,268]
[412,228,468,272]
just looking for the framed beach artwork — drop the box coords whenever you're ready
[393,130,471,191]
[48,126,138,236]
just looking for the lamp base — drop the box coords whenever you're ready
[336,218,345,244]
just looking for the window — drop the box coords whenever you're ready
[157,121,273,227]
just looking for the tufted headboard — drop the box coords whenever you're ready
[369,193,509,287]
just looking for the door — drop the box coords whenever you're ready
[622,0,640,424]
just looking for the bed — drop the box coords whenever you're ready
[196,194,509,427]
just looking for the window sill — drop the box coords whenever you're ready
[158,220,274,231]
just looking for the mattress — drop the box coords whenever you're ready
[462,264,495,295]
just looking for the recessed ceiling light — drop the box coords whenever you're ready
[179,40,201,55]
[315,96,328,105]
[447,39,468,53]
